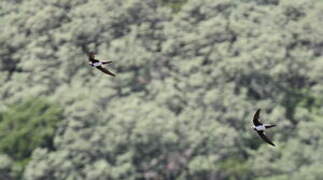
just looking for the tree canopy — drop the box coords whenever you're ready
[1,0,323,179]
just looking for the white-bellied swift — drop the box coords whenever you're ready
[252,109,276,146]
[88,52,116,77]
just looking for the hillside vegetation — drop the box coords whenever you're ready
[1,0,323,179]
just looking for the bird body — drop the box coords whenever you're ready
[89,61,103,67]
[87,52,115,77]
[252,124,276,131]
[252,109,276,146]
[253,125,266,131]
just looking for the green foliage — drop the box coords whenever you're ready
[158,0,188,12]
[218,157,251,180]
[0,98,63,179]
[1,0,323,179]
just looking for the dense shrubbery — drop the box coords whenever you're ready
[0,98,63,179]
[1,0,323,179]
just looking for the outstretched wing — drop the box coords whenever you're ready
[257,131,275,146]
[253,109,262,126]
[96,66,116,77]
[101,61,113,64]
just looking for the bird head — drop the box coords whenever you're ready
[88,52,95,59]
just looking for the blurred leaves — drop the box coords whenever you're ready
[0,98,63,179]
[1,0,323,179]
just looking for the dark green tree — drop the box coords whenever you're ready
[1,0,323,179]
[0,98,63,179]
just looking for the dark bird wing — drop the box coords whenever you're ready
[253,109,262,126]
[96,66,116,77]
[257,131,275,146]
[101,61,113,64]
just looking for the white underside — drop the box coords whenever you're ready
[93,62,102,67]
[255,125,266,131]
[90,62,102,67]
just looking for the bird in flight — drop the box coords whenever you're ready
[252,109,276,146]
[87,52,116,77]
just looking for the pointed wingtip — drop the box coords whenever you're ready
[253,109,262,126]
[268,140,276,147]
